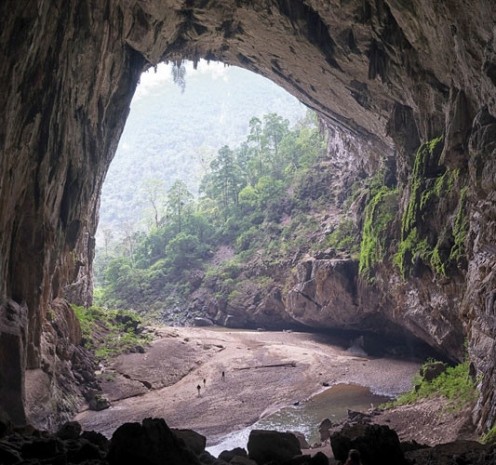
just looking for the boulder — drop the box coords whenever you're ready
[419,361,448,382]
[290,431,310,449]
[56,420,82,440]
[318,419,333,442]
[218,447,248,462]
[89,393,111,411]
[172,428,207,456]
[248,430,301,465]
[81,430,109,451]
[108,417,200,465]
[330,423,406,465]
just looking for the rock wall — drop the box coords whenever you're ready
[0,0,495,431]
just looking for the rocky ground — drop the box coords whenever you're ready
[1,326,491,465]
[73,326,475,450]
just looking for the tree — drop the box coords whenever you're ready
[142,178,167,228]
[167,180,193,233]
[208,145,244,216]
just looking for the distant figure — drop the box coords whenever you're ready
[344,449,362,465]
[221,371,225,381]
[197,384,201,397]
[203,378,206,387]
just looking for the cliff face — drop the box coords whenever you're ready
[0,0,495,431]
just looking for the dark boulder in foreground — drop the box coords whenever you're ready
[248,429,301,464]
[108,417,200,465]
[331,423,406,465]
[0,417,495,465]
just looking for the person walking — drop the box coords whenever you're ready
[197,384,201,397]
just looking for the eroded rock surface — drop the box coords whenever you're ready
[0,0,495,433]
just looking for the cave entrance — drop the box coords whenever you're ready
[93,59,311,325]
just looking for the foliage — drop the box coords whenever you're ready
[72,305,152,361]
[94,111,327,315]
[98,62,306,237]
[326,219,360,254]
[394,137,469,278]
[481,425,496,444]
[449,187,469,263]
[387,359,477,410]
[359,186,398,279]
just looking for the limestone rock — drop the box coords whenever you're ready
[172,428,207,456]
[108,418,200,465]
[247,430,301,465]
[330,423,406,465]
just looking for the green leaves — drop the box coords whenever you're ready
[94,110,326,315]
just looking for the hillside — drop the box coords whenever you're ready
[98,61,306,242]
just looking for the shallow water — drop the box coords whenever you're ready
[207,383,390,457]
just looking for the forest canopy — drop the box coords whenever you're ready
[94,111,329,320]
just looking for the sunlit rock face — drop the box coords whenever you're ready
[0,0,495,430]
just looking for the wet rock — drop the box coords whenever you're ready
[248,430,301,465]
[318,419,333,442]
[108,417,200,465]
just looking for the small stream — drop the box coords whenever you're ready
[207,383,391,456]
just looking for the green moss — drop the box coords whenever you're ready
[359,186,398,279]
[481,425,496,444]
[430,246,447,277]
[72,305,151,361]
[395,136,458,278]
[449,186,469,262]
[401,136,444,239]
[386,359,477,410]
[326,219,360,254]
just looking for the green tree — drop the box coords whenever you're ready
[167,180,193,233]
[208,145,244,216]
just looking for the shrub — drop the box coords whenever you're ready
[387,359,477,410]
[72,305,151,361]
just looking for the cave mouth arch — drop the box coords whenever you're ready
[1,0,495,433]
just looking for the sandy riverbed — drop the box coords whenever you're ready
[75,327,421,444]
